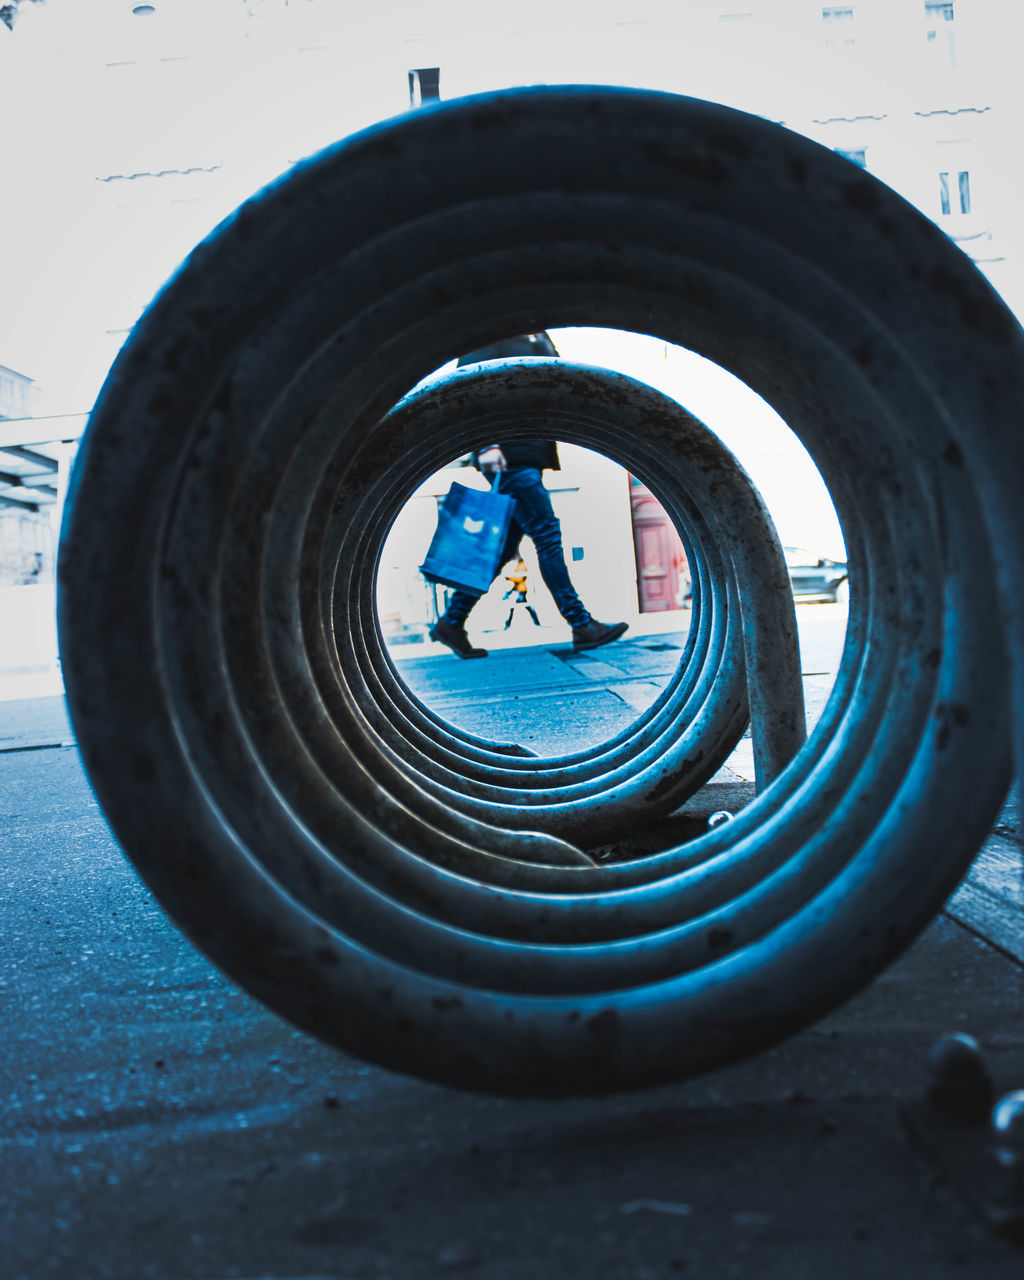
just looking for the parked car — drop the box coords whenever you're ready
[783,546,849,603]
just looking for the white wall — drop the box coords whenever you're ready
[3,0,1021,419]
[0,584,58,673]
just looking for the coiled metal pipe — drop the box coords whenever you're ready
[319,359,805,850]
[58,86,1022,1095]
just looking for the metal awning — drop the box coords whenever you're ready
[0,415,87,513]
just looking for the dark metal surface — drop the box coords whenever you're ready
[58,86,1022,1095]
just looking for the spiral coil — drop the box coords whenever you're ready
[58,87,1022,1095]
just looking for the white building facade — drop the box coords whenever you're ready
[1,0,1020,650]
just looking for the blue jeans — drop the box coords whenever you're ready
[442,467,591,629]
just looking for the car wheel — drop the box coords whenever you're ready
[833,579,850,606]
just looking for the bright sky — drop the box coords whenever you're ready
[2,0,1021,557]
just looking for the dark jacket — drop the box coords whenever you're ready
[458,333,560,473]
[457,333,559,364]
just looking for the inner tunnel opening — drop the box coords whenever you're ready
[377,438,685,758]
[371,327,848,852]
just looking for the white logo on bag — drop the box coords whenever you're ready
[463,518,485,533]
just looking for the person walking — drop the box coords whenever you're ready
[429,333,629,660]
[502,558,541,630]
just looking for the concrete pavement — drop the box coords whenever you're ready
[1,605,1023,1279]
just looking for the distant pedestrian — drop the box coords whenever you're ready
[429,332,629,660]
[502,558,541,629]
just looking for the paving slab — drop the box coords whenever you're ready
[0,694,74,752]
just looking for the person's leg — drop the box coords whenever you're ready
[497,521,524,578]
[498,467,629,651]
[433,583,485,658]
[432,520,524,658]
[497,468,591,628]
[440,588,480,628]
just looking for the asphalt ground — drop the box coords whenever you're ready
[1,607,1022,1279]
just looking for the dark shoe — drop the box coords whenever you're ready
[572,619,629,652]
[430,618,488,659]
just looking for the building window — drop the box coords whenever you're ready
[925,1,956,66]
[823,6,855,48]
[835,148,867,168]
[408,67,440,107]
[925,2,954,20]
[938,169,971,216]
[957,169,971,214]
[0,370,30,418]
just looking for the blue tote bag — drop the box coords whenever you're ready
[420,479,515,596]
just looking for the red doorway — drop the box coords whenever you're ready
[629,476,690,612]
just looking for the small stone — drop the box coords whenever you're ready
[927,1033,985,1082]
[990,1090,1024,1209]
[926,1032,993,1122]
[991,1089,1024,1156]
[707,810,733,829]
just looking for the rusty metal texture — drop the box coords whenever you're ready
[57,86,1022,1095]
